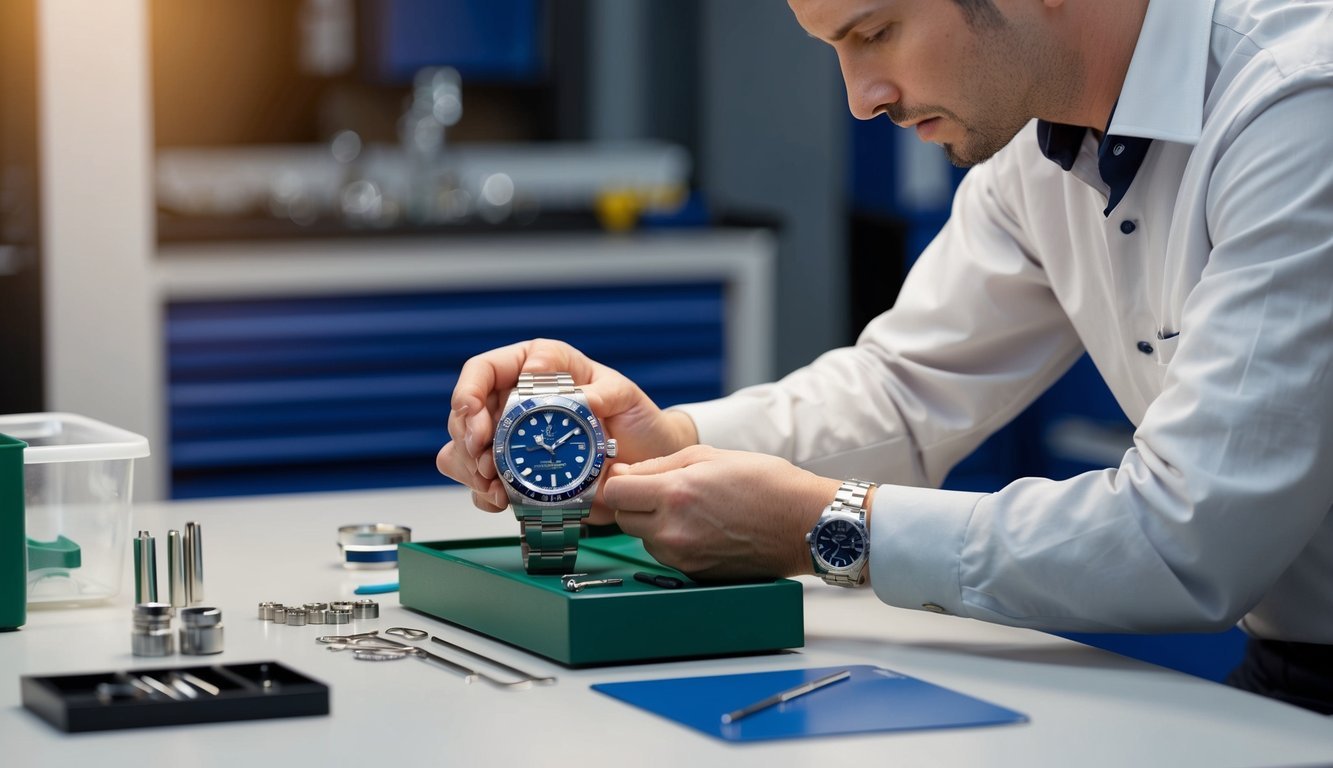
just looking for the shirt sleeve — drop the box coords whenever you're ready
[675,140,1086,487]
[874,84,1333,633]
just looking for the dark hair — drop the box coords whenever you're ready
[953,0,1004,28]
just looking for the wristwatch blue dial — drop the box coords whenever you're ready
[498,405,601,502]
[813,518,866,569]
[807,479,874,587]
[493,372,616,574]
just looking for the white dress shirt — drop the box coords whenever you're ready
[677,0,1333,642]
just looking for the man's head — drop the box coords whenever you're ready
[790,0,1084,167]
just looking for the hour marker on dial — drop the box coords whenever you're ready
[535,474,543,482]
[545,413,554,424]
[575,456,585,464]
[528,418,537,426]
[515,458,524,465]
[521,468,532,477]
[518,429,526,436]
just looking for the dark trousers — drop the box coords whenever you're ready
[1226,638,1333,715]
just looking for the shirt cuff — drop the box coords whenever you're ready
[869,484,984,617]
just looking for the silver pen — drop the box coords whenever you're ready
[721,669,852,725]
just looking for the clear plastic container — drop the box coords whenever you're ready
[0,413,150,607]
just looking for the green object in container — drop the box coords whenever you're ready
[0,433,27,631]
[27,535,82,570]
[399,534,804,666]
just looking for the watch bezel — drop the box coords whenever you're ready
[493,394,608,507]
[809,511,868,576]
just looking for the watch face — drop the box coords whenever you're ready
[814,518,866,570]
[494,395,607,505]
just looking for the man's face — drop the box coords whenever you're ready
[790,0,1068,167]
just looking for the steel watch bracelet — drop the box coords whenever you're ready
[517,371,577,397]
[823,479,875,586]
[514,372,589,574]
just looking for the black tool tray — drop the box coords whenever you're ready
[20,661,329,733]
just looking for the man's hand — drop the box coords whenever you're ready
[603,445,843,581]
[435,338,699,522]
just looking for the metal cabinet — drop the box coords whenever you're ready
[156,230,775,499]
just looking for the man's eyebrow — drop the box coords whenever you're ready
[807,9,875,42]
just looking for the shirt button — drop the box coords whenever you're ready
[1120,220,1137,234]
[1113,143,1126,156]
[1137,340,1154,355]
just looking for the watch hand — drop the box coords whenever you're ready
[550,429,580,449]
[532,434,556,454]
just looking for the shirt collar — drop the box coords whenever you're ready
[1108,0,1214,144]
[1036,0,1215,213]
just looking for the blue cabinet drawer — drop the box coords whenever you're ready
[166,283,726,499]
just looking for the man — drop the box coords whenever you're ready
[438,0,1333,713]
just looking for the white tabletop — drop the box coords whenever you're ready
[2,487,1331,767]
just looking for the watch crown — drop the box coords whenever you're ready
[606,438,617,458]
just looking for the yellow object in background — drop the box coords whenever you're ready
[595,185,687,232]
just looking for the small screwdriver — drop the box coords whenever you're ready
[633,571,686,589]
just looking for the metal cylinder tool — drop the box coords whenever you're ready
[183,521,204,605]
[167,530,185,611]
[133,531,158,604]
[179,606,224,655]
[131,603,174,657]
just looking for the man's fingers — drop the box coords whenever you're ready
[602,471,667,512]
[471,488,507,513]
[611,445,713,477]
[436,442,496,498]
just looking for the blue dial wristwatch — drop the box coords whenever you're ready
[493,372,617,574]
[807,479,874,587]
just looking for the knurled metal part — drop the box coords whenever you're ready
[326,608,351,625]
[329,601,355,612]
[258,601,280,621]
[304,603,328,624]
[285,607,308,626]
[131,602,174,657]
[351,599,379,619]
[273,606,288,625]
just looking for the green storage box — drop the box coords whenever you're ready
[1,433,26,631]
[399,535,804,666]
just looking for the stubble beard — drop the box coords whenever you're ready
[938,15,1083,168]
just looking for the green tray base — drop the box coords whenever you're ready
[399,534,804,666]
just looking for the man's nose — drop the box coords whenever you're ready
[839,54,899,121]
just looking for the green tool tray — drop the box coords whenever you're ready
[399,534,804,666]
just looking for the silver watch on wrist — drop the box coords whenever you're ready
[806,479,874,587]
[492,372,617,574]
